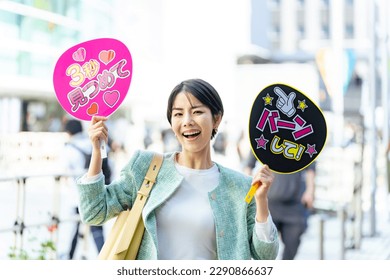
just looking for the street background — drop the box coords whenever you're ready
[1,0,390,260]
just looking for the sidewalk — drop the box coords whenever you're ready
[294,208,390,260]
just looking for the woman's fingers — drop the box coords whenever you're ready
[261,165,273,186]
[91,115,108,124]
[252,165,274,200]
[88,116,109,145]
[252,165,273,186]
[91,126,108,141]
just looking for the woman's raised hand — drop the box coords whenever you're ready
[88,116,108,151]
[251,164,274,222]
[86,116,108,177]
[251,164,274,200]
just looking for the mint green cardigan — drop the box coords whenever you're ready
[77,150,279,260]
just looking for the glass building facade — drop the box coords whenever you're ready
[0,0,114,132]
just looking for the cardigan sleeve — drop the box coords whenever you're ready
[76,150,144,225]
[247,198,279,260]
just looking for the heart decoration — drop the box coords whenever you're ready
[99,50,115,65]
[72,47,86,62]
[53,38,132,121]
[87,102,99,116]
[103,90,120,108]
[249,83,327,174]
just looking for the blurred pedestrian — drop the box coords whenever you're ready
[62,119,108,259]
[386,141,390,194]
[386,141,390,220]
[246,153,316,260]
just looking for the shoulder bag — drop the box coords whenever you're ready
[98,153,163,260]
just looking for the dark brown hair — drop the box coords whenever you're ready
[166,79,224,139]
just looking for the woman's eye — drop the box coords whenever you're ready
[193,110,202,114]
[174,113,182,117]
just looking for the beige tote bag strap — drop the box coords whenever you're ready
[113,153,163,257]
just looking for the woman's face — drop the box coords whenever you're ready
[171,92,219,154]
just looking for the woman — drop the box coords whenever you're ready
[77,78,279,260]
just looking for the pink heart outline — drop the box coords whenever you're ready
[72,47,86,62]
[103,90,120,108]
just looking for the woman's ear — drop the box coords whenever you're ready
[213,114,222,130]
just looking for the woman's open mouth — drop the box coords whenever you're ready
[182,130,201,140]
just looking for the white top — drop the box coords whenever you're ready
[155,161,274,260]
[155,162,219,259]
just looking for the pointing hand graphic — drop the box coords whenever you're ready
[274,87,296,117]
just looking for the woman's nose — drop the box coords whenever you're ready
[183,113,194,126]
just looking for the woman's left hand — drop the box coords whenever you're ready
[251,165,274,223]
[251,164,274,201]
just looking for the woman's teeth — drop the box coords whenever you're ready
[183,131,201,138]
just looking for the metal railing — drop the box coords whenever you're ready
[0,171,91,259]
[314,144,364,259]
[0,132,113,260]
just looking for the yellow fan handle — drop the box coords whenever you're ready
[245,182,260,204]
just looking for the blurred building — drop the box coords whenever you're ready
[251,0,368,54]
[248,0,377,114]
[0,0,116,133]
[0,0,257,135]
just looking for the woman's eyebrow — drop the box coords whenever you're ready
[172,104,205,111]
[191,105,206,109]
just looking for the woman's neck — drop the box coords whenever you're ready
[176,150,213,170]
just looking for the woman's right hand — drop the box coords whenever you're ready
[88,116,109,151]
[87,116,108,178]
